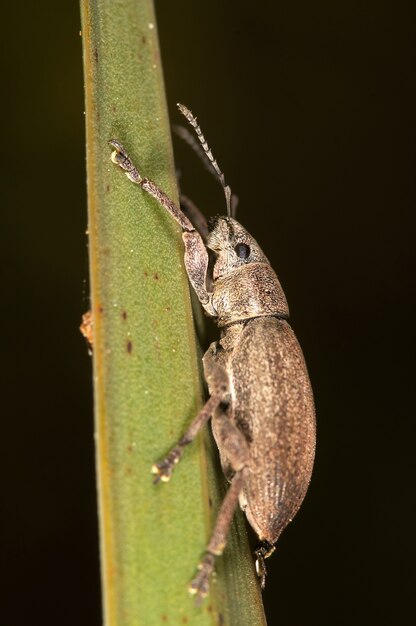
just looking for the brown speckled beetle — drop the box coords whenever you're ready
[110,104,316,601]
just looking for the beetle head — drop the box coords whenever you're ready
[206,216,269,280]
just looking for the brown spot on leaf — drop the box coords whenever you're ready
[98,305,104,314]
[208,497,213,509]
[143,270,149,278]
[122,310,127,320]
[106,184,110,193]
[154,272,159,280]
[141,35,147,44]
[161,616,168,623]
[126,340,133,354]
[94,47,99,63]
[218,613,224,626]
[181,618,188,624]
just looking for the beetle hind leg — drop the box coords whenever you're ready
[188,395,251,600]
[254,540,276,589]
[189,469,247,602]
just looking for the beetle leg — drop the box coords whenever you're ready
[189,469,248,601]
[189,411,250,601]
[254,541,276,589]
[109,140,194,231]
[109,140,216,317]
[151,388,228,484]
[182,231,215,314]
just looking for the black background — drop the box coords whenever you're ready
[1,1,415,624]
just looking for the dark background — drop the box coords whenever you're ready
[1,1,415,624]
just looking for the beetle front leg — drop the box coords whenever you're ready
[109,140,194,232]
[109,140,216,317]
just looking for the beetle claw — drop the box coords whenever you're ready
[255,551,267,589]
[108,139,142,184]
[254,541,276,589]
[151,461,174,484]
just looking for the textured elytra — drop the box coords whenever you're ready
[208,316,315,544]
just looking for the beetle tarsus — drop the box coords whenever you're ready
[151,453,180,484]
[109,139,143,184]
[189,553,215,603]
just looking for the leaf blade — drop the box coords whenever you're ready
[80,1,267,624]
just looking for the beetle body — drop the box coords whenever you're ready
[205,216,315,545]
[109,104,316,601]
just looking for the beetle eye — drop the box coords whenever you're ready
[234,243,251,260]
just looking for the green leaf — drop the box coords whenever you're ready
[80,1,267,624]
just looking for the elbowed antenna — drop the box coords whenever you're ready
[177,103,233,217]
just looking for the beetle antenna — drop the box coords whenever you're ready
[177,103,232,217]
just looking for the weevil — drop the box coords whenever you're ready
[109,104,316,601]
